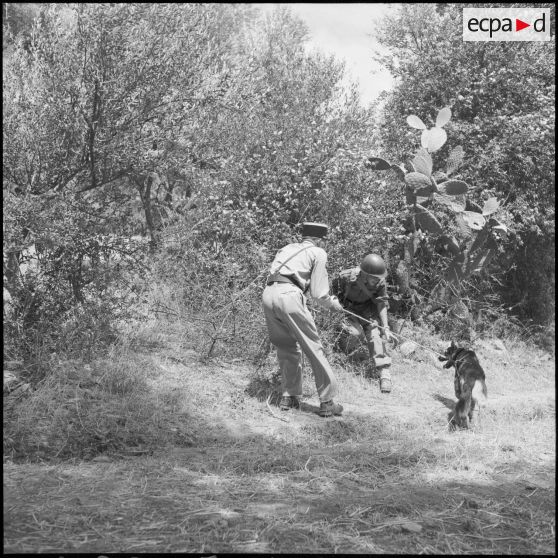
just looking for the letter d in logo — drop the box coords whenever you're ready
[534,13,546,32]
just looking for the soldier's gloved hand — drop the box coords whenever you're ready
[330,296,345,314]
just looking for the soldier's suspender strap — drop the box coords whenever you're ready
[274,245,311,274]
[267,245,312,289]
[343,271,376,303]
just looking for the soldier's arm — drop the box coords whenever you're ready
[377,301,389,329]
[371,281,389,305]
[374,281,392,335]
[308,249,343,312]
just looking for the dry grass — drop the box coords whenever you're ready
[3,318,555,554]
[3,337,197,461]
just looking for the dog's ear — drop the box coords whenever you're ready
[450,340,456,349]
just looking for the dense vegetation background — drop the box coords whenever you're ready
[3,3,555,379]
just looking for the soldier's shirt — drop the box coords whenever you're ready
[268,240,339,311]
[332,267,389,308]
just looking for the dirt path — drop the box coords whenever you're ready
[3,341,555,554]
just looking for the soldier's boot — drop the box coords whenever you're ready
[319,400,344,417]
[379,366,392,393]
[279,395,300,411]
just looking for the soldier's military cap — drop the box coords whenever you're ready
[301,222,328,238]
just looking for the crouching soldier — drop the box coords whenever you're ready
[332,253,396,393]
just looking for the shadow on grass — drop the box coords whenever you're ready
[244,366,281,402]
[433,392,459,432]
[5,341,555,554]
[244,374,336,418]
[432,393,456,411]
[4,421,555,554]
[298,401,321,415]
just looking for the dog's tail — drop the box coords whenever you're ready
[472,378,487,402]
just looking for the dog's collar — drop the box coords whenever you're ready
[451,348,470,363]
[451,350,477,368]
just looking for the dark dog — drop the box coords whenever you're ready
[439,341,487,429]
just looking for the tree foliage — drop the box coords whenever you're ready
[3,3,257,362]
[4,4,381,364]
[4,3,553,371]
[373,3,555,327]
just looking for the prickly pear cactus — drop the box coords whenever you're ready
[366,106,509,317]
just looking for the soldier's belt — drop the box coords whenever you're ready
[267,274,301,289]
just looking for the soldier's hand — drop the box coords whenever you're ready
[330,296,345,314]
[382,327,397,343]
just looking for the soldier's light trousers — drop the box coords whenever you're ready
[262,282,338,402]
[338,315,392,369]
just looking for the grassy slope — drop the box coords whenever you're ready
[3,321,555,554]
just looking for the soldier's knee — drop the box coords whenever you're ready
[341,323,361,338]
[365,326,380,339]
[347,326,361,338]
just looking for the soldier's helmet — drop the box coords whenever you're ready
[360,253,387,278]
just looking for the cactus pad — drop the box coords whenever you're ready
[446,145,464,176]
[482,197,500,216]
[405,171,432,191]
[422,127,447,152]
[390,164,406,181]
[407,114,427,129]
[366,157,392,171]
[412,148,433,177]
[433,192,465,212]
[462,210,486,230]
[437,179,469,196]
[436,107,452,128]
[412,205,443,234]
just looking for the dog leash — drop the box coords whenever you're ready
[340,307,447,360]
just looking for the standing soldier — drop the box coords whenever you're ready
[262,222,345,417]
[332,253,396,393]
